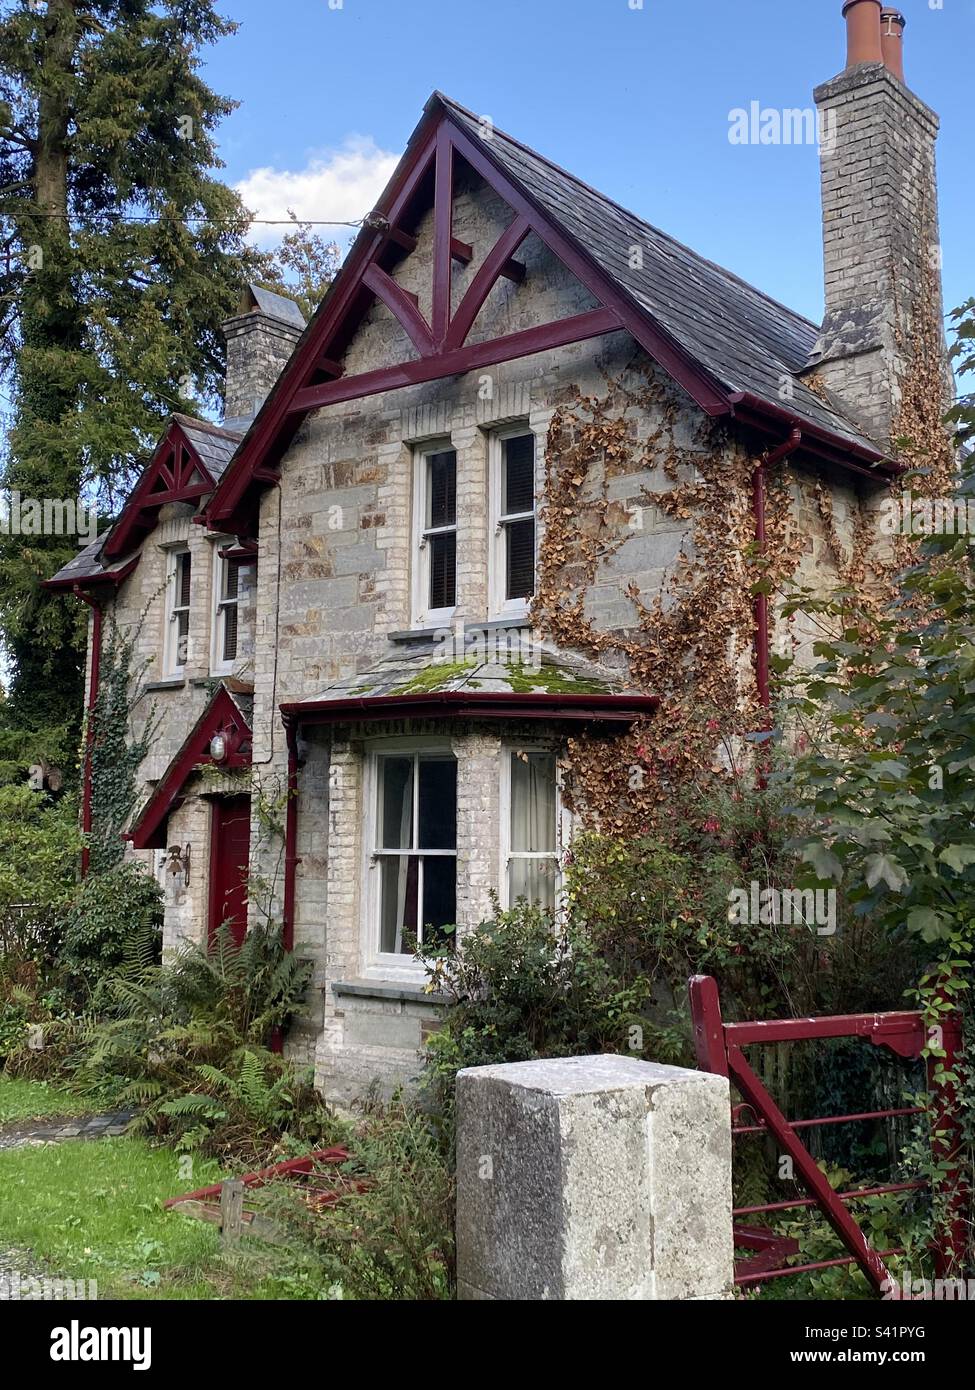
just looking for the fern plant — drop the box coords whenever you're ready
[13,922,334,1161]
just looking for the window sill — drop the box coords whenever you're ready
[145,677,186,691]
[330,977,449,1006]
[387,627,443,645]
[473,615,532,632]
[388,617,534,645]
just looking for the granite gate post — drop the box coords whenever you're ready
[455,1054,734,1300]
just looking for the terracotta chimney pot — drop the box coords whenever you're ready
[880,9,907,83]
[842,0,884,67]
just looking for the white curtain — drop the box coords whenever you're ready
[509,753,556,906]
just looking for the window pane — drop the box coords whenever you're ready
[510,752,557,852]
[421,855,456,950]
[429,531,456,610]
[222,603,238,662]
[223,558,242,602]
[508,856,556,911]
[380,757,414,849]
[505,517,535,601]
[178,552,192,608]
[418,757,457,849]
[426,451,456,530]
[176,611,189,666]
[503,434,535,515]
[380,855,419,954]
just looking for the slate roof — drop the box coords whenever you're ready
[436,94,881,457]
[46,534,124,587]
[173,415,243,483]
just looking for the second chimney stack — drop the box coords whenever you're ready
[881,9,907,83]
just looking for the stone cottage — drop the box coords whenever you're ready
[49,2,950,1102]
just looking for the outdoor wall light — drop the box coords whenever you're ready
[209,732,228,763]
[167,843,191,886]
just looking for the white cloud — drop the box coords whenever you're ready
[236,136,400,245]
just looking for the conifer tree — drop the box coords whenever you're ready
[0,0,263,742]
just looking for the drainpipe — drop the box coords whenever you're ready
[75,589,104,879]
[752,429,802,719]
[282,716,301,954]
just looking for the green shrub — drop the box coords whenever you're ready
[423,900,652,1124]
[255,1098,454,1301]
[60,860,162,999]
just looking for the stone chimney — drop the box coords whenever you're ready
[807,2,948,453]
[221,283,306,429]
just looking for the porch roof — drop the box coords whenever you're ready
[125,682,253,850]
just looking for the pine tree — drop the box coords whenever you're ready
[0,0,263,745]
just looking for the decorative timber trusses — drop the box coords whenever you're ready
[103,416,242,561]
[206,93,736,535]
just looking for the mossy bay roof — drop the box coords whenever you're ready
[280,642,658,726]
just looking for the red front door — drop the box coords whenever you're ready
[208,796,251,948]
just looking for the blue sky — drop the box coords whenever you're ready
[204,0,973,347]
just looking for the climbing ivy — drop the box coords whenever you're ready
[85,609,159,875]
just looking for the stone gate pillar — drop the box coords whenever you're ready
[455,1054,734,1300]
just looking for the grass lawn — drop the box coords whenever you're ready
[0,1076,94,1126]
[0,1134,315,1299]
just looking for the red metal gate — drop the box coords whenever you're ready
[688,974,966,1295]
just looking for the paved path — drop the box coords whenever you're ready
[0,1109,136,1152]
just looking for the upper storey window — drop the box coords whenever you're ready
[164,548,191,677]
[211,551,249,675]
[412,443,457,626]
[490,429,536,616]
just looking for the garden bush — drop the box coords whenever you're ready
[59,859,163,1001]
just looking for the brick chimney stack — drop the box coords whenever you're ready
[222,284,305,429]
[807,2,948,452]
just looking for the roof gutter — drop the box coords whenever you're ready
[729,390,900,479]
[279,689,661,727]
[43,554,139,593]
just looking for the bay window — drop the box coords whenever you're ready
[372,750,457,959]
